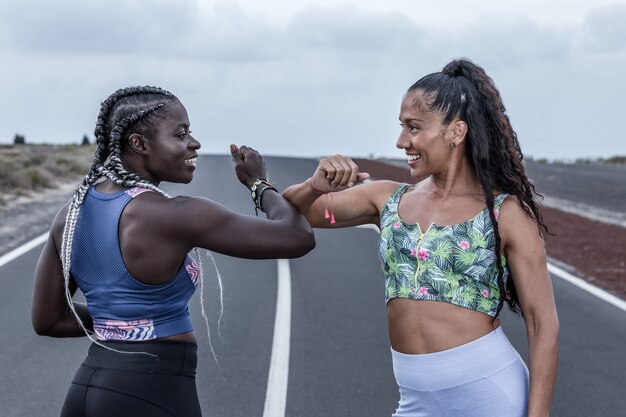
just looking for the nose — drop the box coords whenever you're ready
[396,128,409,150]
[189,134,201,150]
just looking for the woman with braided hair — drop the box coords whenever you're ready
[32,86,315,416]
[283,59,559,416]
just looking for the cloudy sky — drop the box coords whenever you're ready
[1,0,625,160]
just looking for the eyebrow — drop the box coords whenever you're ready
[400,117,425,123]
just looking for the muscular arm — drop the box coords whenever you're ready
[499,198,559,417]
[186,145,315,258]
[282,154,395,228]
[129,145,316,261]
[161,192,316,259]
[32,206,93,337]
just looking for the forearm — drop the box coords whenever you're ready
[261,188,313,228]
[35,302,94,338]
[257,188,316,257]
[282,179,322,217]
[527,321,559,417]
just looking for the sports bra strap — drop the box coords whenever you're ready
[380,184,410,222]
[124,187,154,198]
[493,193,509,220]
[388,184,411,206]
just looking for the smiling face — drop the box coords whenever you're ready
[396,90,457,178]
[141,100,201,185]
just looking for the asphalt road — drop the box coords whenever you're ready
[1,155,625,417]
[523,160,626,214]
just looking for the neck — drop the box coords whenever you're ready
[429,156,481,198]
[120,153,160,187]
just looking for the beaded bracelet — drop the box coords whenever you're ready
[256,185,278,214]
[250,178,272,202]
[250,178,278,215]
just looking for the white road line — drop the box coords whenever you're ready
[355,224,626,312]
[262,259,292,417]
[356,224,380,232]
[0,232,48,268]
[547,263,626,312]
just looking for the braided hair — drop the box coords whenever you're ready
[61,86,222,361]
[407,59,550,317]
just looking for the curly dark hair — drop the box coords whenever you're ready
[407,58,550,317]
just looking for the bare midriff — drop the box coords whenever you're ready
[157,331,197,344]
[387,299,500,354]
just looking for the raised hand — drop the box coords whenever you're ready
[309,154,370,194]
[230,144,268,189]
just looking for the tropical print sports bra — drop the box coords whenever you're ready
[378,184,510,317]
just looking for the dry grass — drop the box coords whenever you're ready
[0,144,95,205]
[604,155,626,165]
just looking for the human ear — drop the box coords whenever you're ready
[127,133,149,156]
[448,120,468,148]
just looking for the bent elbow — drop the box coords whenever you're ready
[286,230,316,258]
[32,320,53,336]
[32,312,62,337]
[302,233,317,254]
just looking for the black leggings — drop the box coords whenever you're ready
[61,341,202,417]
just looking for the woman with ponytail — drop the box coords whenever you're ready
[32,86,315,417]
[284,59,559,416]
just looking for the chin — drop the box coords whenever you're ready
[409,168,430,182]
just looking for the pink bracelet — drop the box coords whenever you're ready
[308,178,327,195]
[324,192,336,224]
[307,178,335,224]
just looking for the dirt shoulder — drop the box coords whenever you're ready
[0,182,77,256]
[0,144,94,255]
[354,159,626,300]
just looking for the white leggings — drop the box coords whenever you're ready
[391,326,529,417]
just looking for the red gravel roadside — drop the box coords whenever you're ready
[353,159,626,299]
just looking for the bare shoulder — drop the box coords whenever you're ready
[124,192,227,229]
[50,200,71,248]
[125,191,211,217]
[358,180,405,209]
[499,195,535,222]
[498,195,543,246]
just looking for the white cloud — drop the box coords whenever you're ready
[583,4,626,53]
[0,1,192,54]
[0,0,624,159]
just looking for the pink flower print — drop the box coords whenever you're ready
[417,249,429,261]
[418,287,429,295]
[411,249,417,257]
[493,208,500,219]
[482,289,489,298]
[393,221,401,228]
[458,240,470,250]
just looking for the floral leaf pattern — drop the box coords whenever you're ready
[378,184,510,317]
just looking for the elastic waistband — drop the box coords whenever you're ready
[391,326,523,390]
[84,340,197,376]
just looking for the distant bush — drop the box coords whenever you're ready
[603,155,626,165]
[13,134,26,145]
[26,167,53,190]
[0,144,94,202]
[81,135,91,146]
